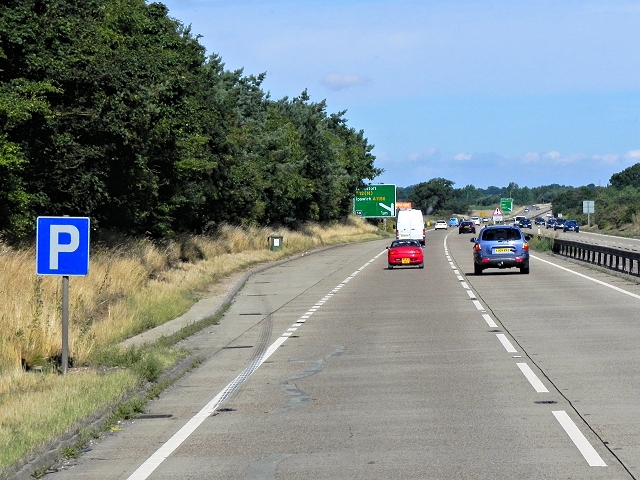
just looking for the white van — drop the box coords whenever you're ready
[395,209,426,245]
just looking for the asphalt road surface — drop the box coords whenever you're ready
[43,230,640,479]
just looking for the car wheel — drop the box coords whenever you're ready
[418,263,424,269]
[474,264,482,275]
[388,265,393,270]
[520,266,530,274]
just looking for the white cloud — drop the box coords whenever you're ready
[321,73,370,91]
[625,149,640,159]
[593,153,620,164]
[408,147,438,162]
[522,151,586,165]
[453,153,472,161]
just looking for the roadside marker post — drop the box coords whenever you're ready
[36,216,90,374]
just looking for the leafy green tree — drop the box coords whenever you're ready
[0,0,383,239]
[408,178,457,215]
[0,77,59,238]
[609,163,640,189]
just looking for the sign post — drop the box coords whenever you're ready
[353,184,396,218]
[36,217,90,374]
[583,200,594,227]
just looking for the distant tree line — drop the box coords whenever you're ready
[552,163,640,228]
[396,180,575,218]
[398,165,640,229]
[0,0,381,241]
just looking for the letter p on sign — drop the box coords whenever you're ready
[36,217,90,276]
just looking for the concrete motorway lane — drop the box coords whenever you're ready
[43,231,637,479]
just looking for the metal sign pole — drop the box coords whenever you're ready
[36,216,90,375]
[62,275,69,374]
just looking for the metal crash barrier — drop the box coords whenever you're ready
[552,237,640,277]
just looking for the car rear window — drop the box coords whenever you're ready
[481,228,521,241]
[391,240,421,247]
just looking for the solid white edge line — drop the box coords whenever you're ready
[532,254,640,300]
[496,333,517,353]
[127,253,380,480]
[127,335,289,480]
[552,411,607,467]
[516,363,549,392]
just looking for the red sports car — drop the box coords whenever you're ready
[387,239,424,269]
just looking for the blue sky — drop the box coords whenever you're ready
[158,0,640,189]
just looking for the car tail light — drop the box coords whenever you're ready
[413,249,421,255]
[389,248,398,255]
[523,242,529,251]
[473,243,481,251]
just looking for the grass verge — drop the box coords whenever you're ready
[0,217,388,478]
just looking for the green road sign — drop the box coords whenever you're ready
[353,184,396,217]
[500,198,513,214]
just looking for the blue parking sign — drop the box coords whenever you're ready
[36,217,90,276]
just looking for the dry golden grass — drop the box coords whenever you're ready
[0,217,385,473]
[0,217,382,385]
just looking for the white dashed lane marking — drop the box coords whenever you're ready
[443,234,607,468]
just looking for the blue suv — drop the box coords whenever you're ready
[470,225,531,275]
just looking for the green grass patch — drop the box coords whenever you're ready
[92,343,188,383]
[528,234,555,252]
[0,370,137,470]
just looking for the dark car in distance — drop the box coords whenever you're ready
[563,220,580,232]
[534,217,545,225]
[458,220,476,234]
[517,218,532,229]
[546,218,556,229]
[470,225,531,275]
[553,219,566,230]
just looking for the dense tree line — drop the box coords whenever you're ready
[397,180,574,218]
[0,0,380,241]
[399,166,640,230]
[553,163,640,228]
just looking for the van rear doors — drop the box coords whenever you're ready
[395,209,426,245]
